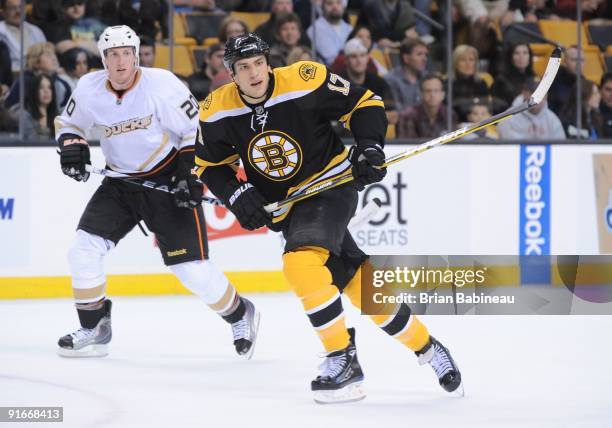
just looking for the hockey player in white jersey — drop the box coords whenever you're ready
[54,25,260,358]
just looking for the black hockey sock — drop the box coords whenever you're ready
[76,299,109,329]
[221,297,246,324]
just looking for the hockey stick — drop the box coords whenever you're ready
[264,47,562,214]
[85,164,382,228]
[85,164,225,206]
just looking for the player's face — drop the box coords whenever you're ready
[105,47,137,88]
[233,55,270,101]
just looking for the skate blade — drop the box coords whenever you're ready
[313,381,366,405]
[57,344,109,358]
[241,310,261,361]
[451,382,465,397]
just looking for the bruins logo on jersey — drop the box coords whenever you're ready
[248,130,302,181]
[299,63,317,82]
[202,93,212,110]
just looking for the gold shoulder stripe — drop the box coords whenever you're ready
[199,83,246,122]
[271,61,327,98]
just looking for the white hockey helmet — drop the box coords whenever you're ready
[97,25,140,70]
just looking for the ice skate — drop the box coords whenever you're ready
[231,298,260,359]
[416,336,463,396]
[311,328,365,404]
[57,300,112,358]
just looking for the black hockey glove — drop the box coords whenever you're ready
[226,182,270,231]
[171,172,203,209]
[60,138,91,182]
[350,141,387,191]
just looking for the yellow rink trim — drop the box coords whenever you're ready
[2,262,612,300]
[0,271,290,299]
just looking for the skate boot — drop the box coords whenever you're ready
[57,300,112,358]
[416,336,463,396]
[311,328,365,404]
[230,297,260,359]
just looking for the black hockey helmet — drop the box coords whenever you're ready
[223,33,270,72]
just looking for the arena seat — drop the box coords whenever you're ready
[539,20,590,49]
[173,13,196,46]
[503,23,544,47]
[587,23,612,52]
[184,13,227,45]
[229,11,270,31]
[154,44,194,76]
[191,46,207,70]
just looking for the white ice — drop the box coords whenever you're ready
[1,294,611,428]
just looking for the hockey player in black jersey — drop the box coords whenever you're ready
[195,33,462,403]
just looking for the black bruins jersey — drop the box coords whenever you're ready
[195,60,387,222]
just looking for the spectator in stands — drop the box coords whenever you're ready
[491,43,535,109]
[384,38,428,111]
[498,76,565,139]
[331,25,387,77]
[460,99,499,139]
[451,44,489,121]
[556,0,606,20]
[0,40,12,99]
[357,0,418,49]
[340,38,398,126]
[600,72,612,138]
[9,73,58,140]
[43,0,106,56]
[58,47,89,91]
[218,16,250,45]
[0,104,16,133]
[306,0,352,66]
[5,42,71,110]
[255,0,303,45]
[397,74,456,138]
[187,43,224,100]
[90,0,168,40]
[269,13,307,68]
[452,1,499,70]
[139,36,156,68]
[560,79,603,139]
[548,46,584,115]
[500,0,559,27]
[286,45,314,64]
[0,0,47,72]
[217,0,269,12]
[173,0,217,12]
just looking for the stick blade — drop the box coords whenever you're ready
[529,46,562,106]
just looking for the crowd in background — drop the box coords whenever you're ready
[0,0,611,141]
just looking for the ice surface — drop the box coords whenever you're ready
[1,294,610,428]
